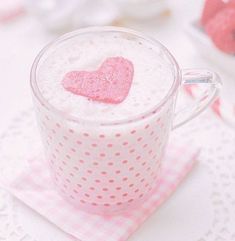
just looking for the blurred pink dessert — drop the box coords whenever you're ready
[205,8,235,54]
[200,0,235,54]
[200,0,225,26]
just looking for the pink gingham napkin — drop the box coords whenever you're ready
[0,143,199,241]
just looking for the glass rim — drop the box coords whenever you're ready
[30,26,181,126]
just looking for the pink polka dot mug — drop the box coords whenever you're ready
[30,27,221,215]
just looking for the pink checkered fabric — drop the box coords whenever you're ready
[0,144,199,241]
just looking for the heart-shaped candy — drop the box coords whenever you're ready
[62,57,134,104]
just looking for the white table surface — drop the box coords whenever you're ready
[0,0,235,241]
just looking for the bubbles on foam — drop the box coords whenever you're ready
[37,34,173,122]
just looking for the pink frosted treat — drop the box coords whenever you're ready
[227,0,235,8]
[62,57,134,104]
[201,0,225,26]
[205,7,235,54]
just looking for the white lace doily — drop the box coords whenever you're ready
[0,107,234,241]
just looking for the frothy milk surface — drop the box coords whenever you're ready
[37,33,173,122]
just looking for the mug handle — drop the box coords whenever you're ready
[172,69,222,130]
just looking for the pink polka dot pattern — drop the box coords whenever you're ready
[34,97,173,214]
[122,141,128,146]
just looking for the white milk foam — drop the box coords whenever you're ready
[37,33,173,122]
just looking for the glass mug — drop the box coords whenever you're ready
[30,27,221,215]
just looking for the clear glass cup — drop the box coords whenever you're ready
[30,26,221,215]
